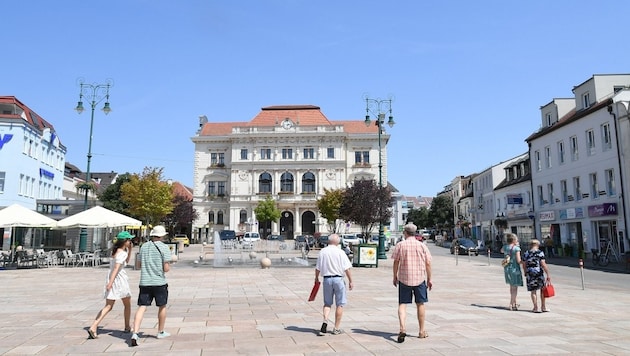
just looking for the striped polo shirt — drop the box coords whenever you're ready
[139,240,172,286]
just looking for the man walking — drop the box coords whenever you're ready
[315,234,353,336]
[130,225,172,347]
[392,223,432,343]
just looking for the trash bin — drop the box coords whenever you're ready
[352,244,378,268]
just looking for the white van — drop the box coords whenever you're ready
[243,232,260,242]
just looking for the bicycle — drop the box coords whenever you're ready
[593,241,620,267]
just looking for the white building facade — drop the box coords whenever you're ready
[526,74,630,258]
[190,105,389,242]
[0,96,65,210]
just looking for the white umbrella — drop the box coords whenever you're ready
[0,204,57,228]
[56,206,141,228]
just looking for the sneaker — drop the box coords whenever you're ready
[318,322,327,336]
[331,329,343,335]
[130,333,139,347]
[157,331,171,339]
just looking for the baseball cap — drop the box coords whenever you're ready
[116,231,135,240]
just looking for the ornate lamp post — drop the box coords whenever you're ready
[364,96,395,259]
[74,79,112,252]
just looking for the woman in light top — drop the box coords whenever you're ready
[87,231,134,339]
[502,233,523,311]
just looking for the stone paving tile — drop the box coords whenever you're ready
[1,243,630,355]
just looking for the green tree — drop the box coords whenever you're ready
[429,195,454,232]
[406,207,431,229]
[98,173,132,215]
[121,167,174,226]
[339,179,393,238]
[316,188,344,233]
[254,195,281,235]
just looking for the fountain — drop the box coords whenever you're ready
[196,232,311,268]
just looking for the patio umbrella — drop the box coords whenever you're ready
[0,204,57,228]
[56,206,141,228]
[0,204,57,255]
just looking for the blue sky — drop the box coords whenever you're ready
[4,1,630,197]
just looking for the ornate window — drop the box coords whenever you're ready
[302,172,315,193]
[259,172,272,193]
[240,209,247,224]
[217,211,224,225]
[208,211,215,224]
[281,172,294,192]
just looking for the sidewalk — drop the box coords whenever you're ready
[0,243,629,355]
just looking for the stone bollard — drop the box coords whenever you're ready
[260,257,271,269]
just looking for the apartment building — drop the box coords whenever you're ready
[526,74,630,258]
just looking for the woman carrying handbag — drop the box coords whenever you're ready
[522,239,551,313]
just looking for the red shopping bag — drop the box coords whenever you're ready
[308,281,320,302]
[542,283,555,298]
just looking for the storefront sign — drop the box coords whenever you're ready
[588,203,618,217]
[539,211,555,221]
[39,168,54,179]
[0,134,13,149]
[507,194,523,205]
[559,207,584,220]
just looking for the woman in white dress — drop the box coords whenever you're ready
[87,231,134,339]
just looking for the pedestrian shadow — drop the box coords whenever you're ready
[470,303,511,311]
[84,327,134,341]
[351,328,398,342]
[285,326,319,335]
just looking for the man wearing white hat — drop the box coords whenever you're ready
[130,225,172,346]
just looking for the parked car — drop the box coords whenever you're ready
[294,235,315,249]
[318,235,330,248]
[450,238,479,255]
[219,230,236,240]
[172,234,190,247]
[341,234,362,246]
[266,234,284,241]
[367,235,390,251]
[243,232,260,242]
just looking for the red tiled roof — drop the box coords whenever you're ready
[198,105,377,135]
[172,181,193,200]
[0,96,58,134]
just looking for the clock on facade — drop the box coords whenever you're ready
[281,118,293,130]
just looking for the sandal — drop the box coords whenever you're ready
[87,328,98,339]
[397,332,406,343]
[124,327,132,333]
[419,331,429,339]
[542,308,550,312]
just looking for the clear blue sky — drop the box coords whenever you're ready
[4,1,630,197]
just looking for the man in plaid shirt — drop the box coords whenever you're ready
[392,223,432,343]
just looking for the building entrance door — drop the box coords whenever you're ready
[280,211,294,240]
[301,211,315,235]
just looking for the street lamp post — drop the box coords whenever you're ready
[364,96,395,260]
[74,79,112,252]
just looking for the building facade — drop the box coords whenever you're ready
[0,96,66,210]
[526,74,630,259]
[190,105,388,242]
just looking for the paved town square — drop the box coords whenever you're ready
[1,243,629,355]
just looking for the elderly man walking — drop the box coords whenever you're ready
[315,234,353,336]
[392,223,432,343]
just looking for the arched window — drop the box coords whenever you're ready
[217,211,224,225]
[208,211,215,224]
[302,172,316,193]
[259,172,272,193]
[240,209,247,224]
[281,172,294,192]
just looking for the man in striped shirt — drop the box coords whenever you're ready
[392,223,432,343]
[130,225,172,346]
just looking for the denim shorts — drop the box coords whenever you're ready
[137,284,169,306]
[398,281,428,304]
[322,276,347,307]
